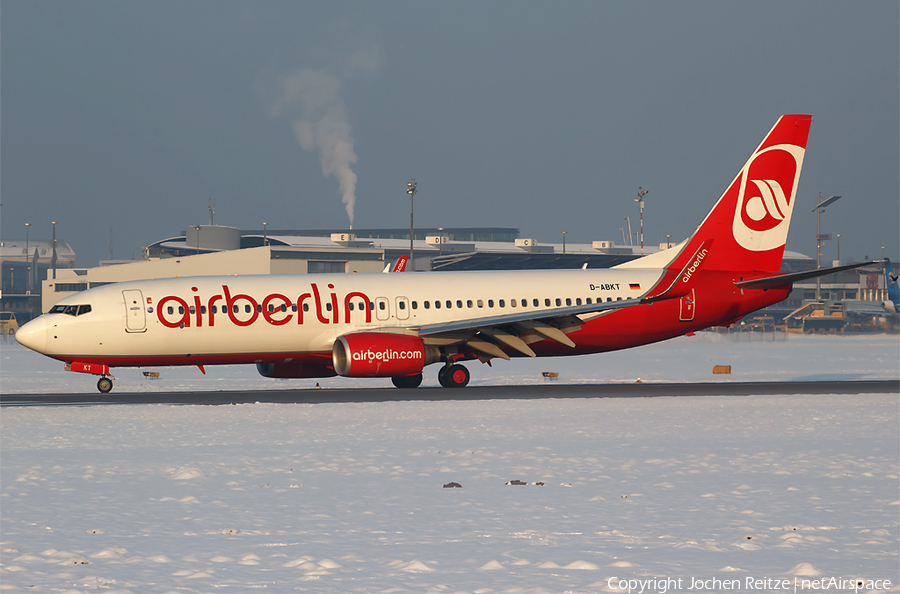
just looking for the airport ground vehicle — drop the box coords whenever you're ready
[0,312,20,336]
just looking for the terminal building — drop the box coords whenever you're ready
[1,224,894,322]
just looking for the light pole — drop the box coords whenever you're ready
[263,222,268,246]
[666,234,671,249]
[24,222,31,294]
[52,221,57,280]
[836,234,840,265]
[561,231,567,254]
[407,180,417,271]
[811,194,841,300]
[635,187,648,255]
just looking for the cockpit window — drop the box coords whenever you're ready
[49,304,92,316]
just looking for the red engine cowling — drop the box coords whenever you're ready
[333,333,439,377]
[256,361,337,379]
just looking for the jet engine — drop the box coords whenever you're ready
[333,333,440,377]
[882,300,899,316]
[256,361,337,379]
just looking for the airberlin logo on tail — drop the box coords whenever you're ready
[732,144,805,252]
[681,248,708,284]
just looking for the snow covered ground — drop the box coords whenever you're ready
[1,334,898,593]
[1,332,899,394]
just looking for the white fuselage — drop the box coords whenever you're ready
[22,268,664,363]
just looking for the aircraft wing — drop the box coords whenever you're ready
[406,297,646,359]
[735,261,881,289]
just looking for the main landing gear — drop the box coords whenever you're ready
[438,364,469,388]
[391,373,423,389]
[390,364,470,389]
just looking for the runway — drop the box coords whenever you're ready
[1,379,897,407]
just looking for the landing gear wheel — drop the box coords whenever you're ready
[97,377,113,394]
[391,373,423,389]
[438,364,469,388]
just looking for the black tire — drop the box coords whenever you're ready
[392,373,423,389]
[438,364,469,388]
[97,377,113,394]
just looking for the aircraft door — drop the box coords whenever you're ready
[375,297,390,321]
[396,296,410,320]
[679,289,696,322]
[123,289,147,332]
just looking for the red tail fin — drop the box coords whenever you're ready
[672,116,811,273]
[392,255,409,273]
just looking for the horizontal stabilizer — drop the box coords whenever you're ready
[735,261,881,289]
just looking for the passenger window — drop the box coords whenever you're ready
[488,299,494,308]
[190,306,196,314]
[477,299,484,308]
[291,304,297,312]
[499,299,505,307]
[178,306,185,314]
[233,305,239,313]
[369,302,374,310]
[555,298,561,306]
[256,304,262,313]
[457,300,463,308]
[246,304,253,313]
[586,298,592,304]
[576,298,582,306]
[303,303,310,311]
[281,304,287,312]
[607,297,612,302]
[167,306,174,315]
[348,303,354,311]
[269,304,276,312]
[379,302,386,310]
[412,301,418,310]
[326,303,332,311]
[399,301,406,310]
[533,299,539,307]
[511,299,516,308]
[521,299,527,307]
[616,297,622,301]
[435,301,441,309]
[201,306,207,314]
[566,298,572,306]
[467,300,473,308]
[424,301,430,309]
[544,298,550,306]
[446,300,452,309]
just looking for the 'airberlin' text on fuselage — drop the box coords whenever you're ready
[156,284,372,329]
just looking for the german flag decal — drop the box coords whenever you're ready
[629,283,641,290]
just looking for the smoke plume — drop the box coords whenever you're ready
[270,51,381,227]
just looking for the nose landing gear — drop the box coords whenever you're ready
[97,376,113,393]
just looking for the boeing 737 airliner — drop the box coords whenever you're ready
[16,115,872,393]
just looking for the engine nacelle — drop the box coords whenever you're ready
[256,361,337,379]
[882,300,899,315]
[333,332,440,377]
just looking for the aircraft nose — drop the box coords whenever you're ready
[15,316,48,354]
